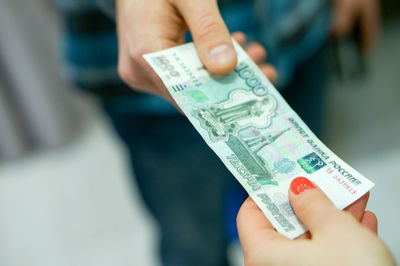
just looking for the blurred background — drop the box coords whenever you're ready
[0,0,399,265]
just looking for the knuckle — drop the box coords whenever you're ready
[118,62,141,89]
[128,47,145,62]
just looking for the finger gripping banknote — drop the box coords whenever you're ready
[144,41,374,239]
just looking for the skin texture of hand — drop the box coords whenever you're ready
[237,177,396,266]
[116,0,276,104]
[332,0,380,54]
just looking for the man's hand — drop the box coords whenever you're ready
[116,0,276,103]
[116,0,235,100]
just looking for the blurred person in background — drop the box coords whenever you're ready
[53,0,379,265]
[53,2,273,266]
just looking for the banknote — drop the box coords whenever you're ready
[143,41,374,239]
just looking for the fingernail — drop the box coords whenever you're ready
[290,177,315,195]
[208,44,236,66]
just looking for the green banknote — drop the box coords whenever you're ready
[144,41,374,239]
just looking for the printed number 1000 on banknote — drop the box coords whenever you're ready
[144,41,374,239]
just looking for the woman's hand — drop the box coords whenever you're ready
[237,177,396,266]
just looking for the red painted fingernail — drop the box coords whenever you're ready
[290,177,315,195]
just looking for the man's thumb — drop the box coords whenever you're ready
[174,0,237,74]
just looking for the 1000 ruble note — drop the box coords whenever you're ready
[144,41,374,239]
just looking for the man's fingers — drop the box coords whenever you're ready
[246,42,267,63]
[230,34,278,83]
[345,192,369,221]
[259,64,278,83]
[174,0,237,74]
[232,32,246,47]
[289,177,348,234]
[232,33,267,64]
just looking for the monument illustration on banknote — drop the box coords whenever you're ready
[194,90,277,139]
[143,41,374,239]
[194,89,283,185]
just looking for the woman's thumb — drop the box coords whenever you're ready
[289,177,343,234]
